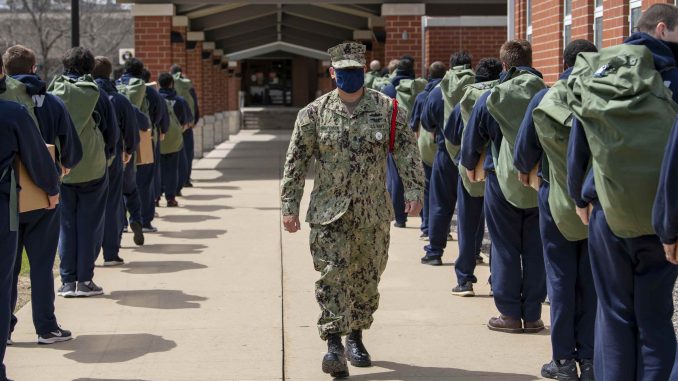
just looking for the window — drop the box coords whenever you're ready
[630,0,642,35]
[526,0,532,42]
[594,3,604,48]
[564,0,572,45]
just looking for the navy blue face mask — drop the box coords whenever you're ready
[334,69,365,93]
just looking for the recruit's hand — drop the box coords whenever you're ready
[405,201,423,217]
[123,152,132,164]
[283,215,301,233]
[664,243,678,265]
[160,133,166,141]
[61,166,71,176]
[576,204,592,226]
[518,172,530,187]
[47,194,60,210]
[467,169,478,183]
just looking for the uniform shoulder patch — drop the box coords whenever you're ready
[296,107,313,127]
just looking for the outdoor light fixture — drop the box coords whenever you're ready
[402,31,409,40]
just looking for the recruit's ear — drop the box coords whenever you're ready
[329,67,336,80]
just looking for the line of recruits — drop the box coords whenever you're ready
[367,3,678,381]
[0,44,200,381]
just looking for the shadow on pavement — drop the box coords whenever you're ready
[103,290,207,309]
[73,379,149,381]
[158,229,227,240]
[182,204,233,213]
[160,214,219,223]
[181,194,232,201]
[349,361,540,381]
[133,243,207,255]
[43,333,176,363]
[121,261,207,275]
[194,185,240,191]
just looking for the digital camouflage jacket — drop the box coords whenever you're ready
[281,88,425,226]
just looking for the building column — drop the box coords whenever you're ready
[212,49,224,145]
[133,4,174,81]
[186,32,204,158]
[514,0,527,40]
[201,42,216,152]
[171,16,188,73]
[383,3,425,76]
[532,0,564,84]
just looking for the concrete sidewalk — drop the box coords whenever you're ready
[6,130,550,381]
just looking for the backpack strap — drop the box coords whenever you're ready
[389,99,398,153]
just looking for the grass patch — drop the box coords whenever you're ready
[20,249,29,276]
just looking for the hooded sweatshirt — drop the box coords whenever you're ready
[117,73,169,134]
[10,74,82,171]
[381,68,416,99]
[95,77,140,156]
[409,78,442,132]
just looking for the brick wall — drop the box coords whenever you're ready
[171,26,187,74]
[385,15,423,74]
[186,41,204,119]
[602,0,628,47]
[644,0,675,10]
[134,16,171,82]
[425,26,505,69]
[572,0,594,41]
[515,0,527,40]
[202,53,215,116]
[532,0,564,83]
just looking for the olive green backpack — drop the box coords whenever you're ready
[456,80,498,197]
[566,44,678,238]
[486,68,547,209]
[172,73,195,119]
[441,65,476,161]
[0,76,39,127]
[364,71,382,90]
[395,78,431,165]
[533,79,587,241]
[372,75,391,92]
[160,99,184,155]
[49,74,106,184]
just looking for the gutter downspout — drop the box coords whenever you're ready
[421,16,427,78]
[507,0,515,40]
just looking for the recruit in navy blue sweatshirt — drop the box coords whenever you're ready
[9,74,82,172]
[118,74,170,135]
[409,78,441,133]
[96,77,140,156]
[159,88,194,126]
[381,69,415,99]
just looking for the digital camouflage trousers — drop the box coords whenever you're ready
[309,209,390,340]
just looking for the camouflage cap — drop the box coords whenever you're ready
[328,42,366,69]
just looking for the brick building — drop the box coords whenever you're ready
[511,0,678,83]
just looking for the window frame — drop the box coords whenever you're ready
[526,0,532,42]
[563,0,573,45]
[593,3,604,48]
[629,0,643,34]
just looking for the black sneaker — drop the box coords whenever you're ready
[476,255,484,264]
[142,224,158,233]
[541,360,578,381]
[177,190,183,197]
[393,221,406,228]
[103,257,125,267]
[57,282,76,298]
[420,255,442,266]
[419,233,429,241]
[38,327,73,345]
[7,337,13,346]
[579,359,595,381]
[184,181,194,188]
[76,281,104,297]
[452,282,475,297]
[130,221,145,246]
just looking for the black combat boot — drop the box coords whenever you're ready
[345,330,372,367]
[322,334,349,378]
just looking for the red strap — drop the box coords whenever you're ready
[389,99,398,153]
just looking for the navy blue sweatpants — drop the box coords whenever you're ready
[178,129,194,194]
[153,141,162,201]
[588,201,677,380]
[0,193,17,381]
[11,207,60,336]
[59,174,108,283]
[538,183,595,361]
[424,149,457,258]
[454,177,485,285]
[123,158,142,226]
[484,173,545,321]
[161,151,180,201]
[421,162,432,235]
[136,140,157,227]
[387,154,406,225]
[102,155,124,261]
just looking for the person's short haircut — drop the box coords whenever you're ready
[450,51,473,68]
[170,64,182,74]
[429,61,447,79]
[500,40,532,69]
[397,58,414,72]
[141,68,152,83]
[3,45,36,75]
[563,39,598,68]
[62,47,95,75]
[638,4,678,34]
[124,57,144,77]
[475,58,503,81]
[158,72,174,89]
[369,60,381,71]
[92,56,113,79]
[387,59,400,72]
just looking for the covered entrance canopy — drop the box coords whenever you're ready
[126,1,507,62]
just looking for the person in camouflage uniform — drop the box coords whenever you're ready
[281,42,424,378]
